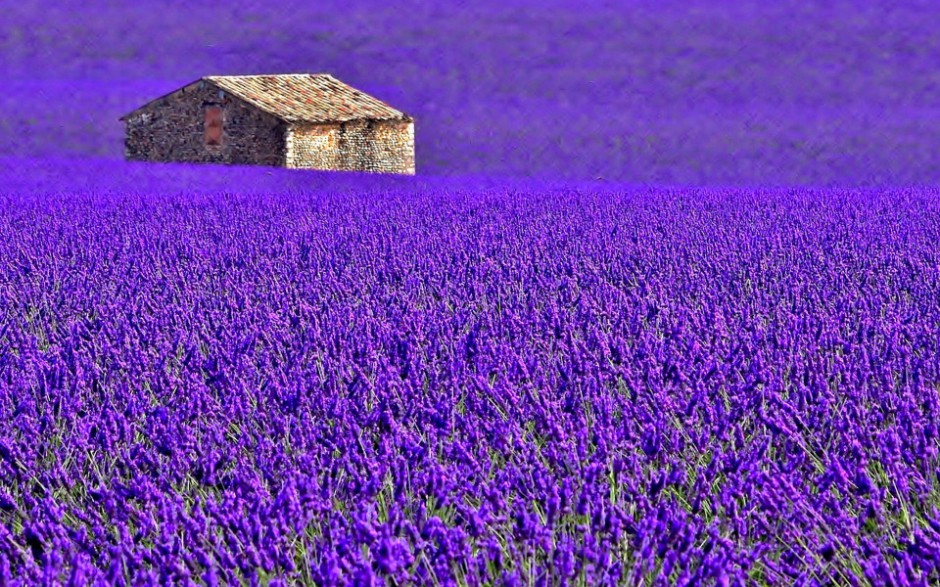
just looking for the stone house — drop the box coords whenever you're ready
[120,74,415,174]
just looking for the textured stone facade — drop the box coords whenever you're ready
[285,120,415,174]
[123,78,416,175]
[123,81,287,167]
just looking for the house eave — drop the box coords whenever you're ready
[283,114,414,126]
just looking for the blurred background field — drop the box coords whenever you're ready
[2,0,939,185]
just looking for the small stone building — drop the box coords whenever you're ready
[120,74,415,174]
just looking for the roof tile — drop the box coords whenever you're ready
[203,74,410,123]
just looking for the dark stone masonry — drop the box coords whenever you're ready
[121,74,415,175]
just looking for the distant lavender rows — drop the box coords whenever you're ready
[1,167,939,584]
[3,0,940,184]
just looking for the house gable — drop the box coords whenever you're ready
[122,79,287,166]
[120,79,273,123]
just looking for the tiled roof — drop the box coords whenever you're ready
[204,74,411,123]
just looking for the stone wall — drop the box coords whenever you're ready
[284,123,340,170]
[123,81,286,167]
[286,119,415,175]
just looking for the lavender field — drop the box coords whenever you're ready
[3,170,940,585]
[3,1,940,585]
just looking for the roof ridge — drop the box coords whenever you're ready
[204,73,333,79]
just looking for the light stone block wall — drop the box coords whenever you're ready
[285,123,340,169]
[286,120,415,175]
